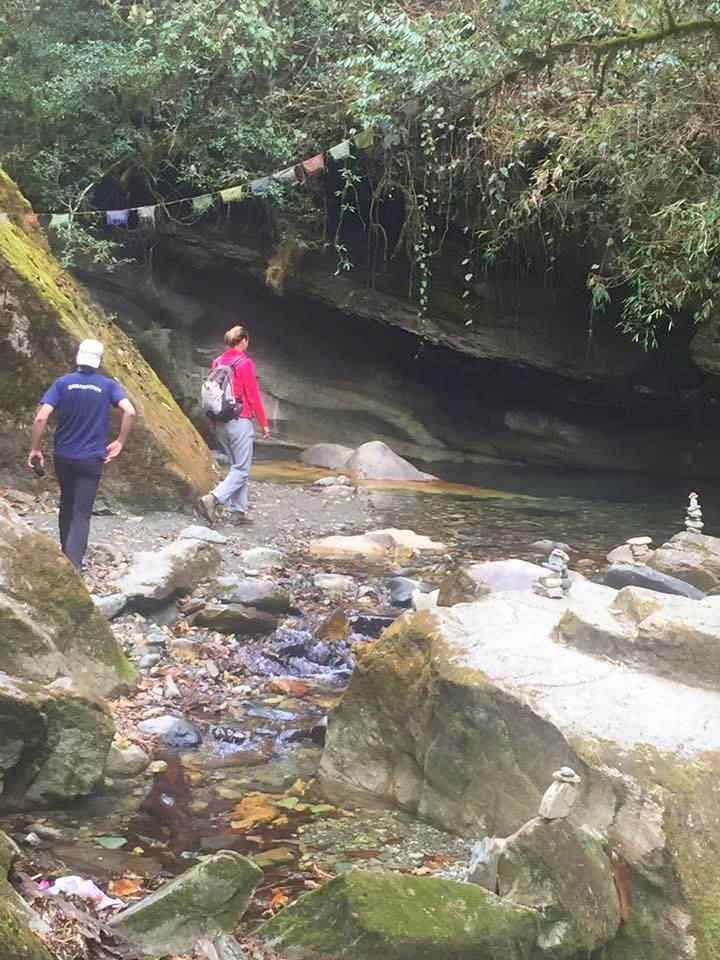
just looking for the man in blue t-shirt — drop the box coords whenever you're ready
[28,338,136,570]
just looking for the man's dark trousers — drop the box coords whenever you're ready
[54,456,103,569]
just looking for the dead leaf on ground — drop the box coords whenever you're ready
[108,878,142,897]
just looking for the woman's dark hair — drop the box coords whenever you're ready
[224,325,249,347]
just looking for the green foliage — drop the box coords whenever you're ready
[3,0,720,343]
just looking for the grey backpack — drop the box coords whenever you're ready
[200,357,244,422]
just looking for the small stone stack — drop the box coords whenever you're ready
[626,536,652,566]
[686,492,704,533]
[534,547,570,599]
[538,766,582,820]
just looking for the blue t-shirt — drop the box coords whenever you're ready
[42,370,127,460]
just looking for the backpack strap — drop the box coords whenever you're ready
[229,355,248,405]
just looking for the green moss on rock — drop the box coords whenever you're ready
[258,869,539,960]
[0,169,218,508]
[601,911,664,960]
[0,829,55,960]
[109,850,262,955]
[498,817,620,958]
[0,672,114,811]
[0,500,135,696]
[0,887,55,960]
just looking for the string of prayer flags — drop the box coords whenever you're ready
[192,194,214,214]
[27,122,380,228]
[329,140,351,161]
[354,127,374,149]
[106,209,129,227]
[273,166,297,184]
[302,153,325,175]
[220,185,246,203]
[137,205,156,225]
[250,177,272,195]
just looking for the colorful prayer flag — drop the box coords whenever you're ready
[250,177,272,195]
[106,209,129,227]
[49,213,70,230]
[329,140,351,161]
[192,195,214,213]
[137,205,156,225]
[354,127,374,149]
[220,185,246,203]
[302,153,325,175]
[273,166,297,184]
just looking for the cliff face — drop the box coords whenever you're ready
[77,219,720,478]
[0,171,218,505]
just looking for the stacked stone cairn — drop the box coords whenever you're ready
[538,766,582,820]
[534,547,570,599]
[626,535,652,565]
[685,491,704,533]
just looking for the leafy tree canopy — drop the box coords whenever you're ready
[3,0,720,345]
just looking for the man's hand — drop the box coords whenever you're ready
[105,440,124,462]
[262,425,271,439]
[27,449,44,470]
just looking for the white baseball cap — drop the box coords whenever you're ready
[77,339,104,368]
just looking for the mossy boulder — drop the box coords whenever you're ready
[0,499,135,696]
[498,817,620,957]
[0,169,218,508]
[109,850,262,956]
[318,592,720,960]
[0,883,55,960]
[256,870,537,960]
[257,869,539,959]
[0,671,114,810]
[0,828,54,960]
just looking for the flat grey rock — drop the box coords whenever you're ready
[137,715,201,749]
[604,563,703,599]
[238,547,287,572]
[179,525,228,545]
[216,578,290,613]
[92,593,127,620]
[104,743,149,778]
[118,540,222,606]
[313,573,356,594]
[193,604,277,635]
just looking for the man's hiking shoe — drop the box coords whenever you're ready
[230,511,252,524]
[197,493,217,525]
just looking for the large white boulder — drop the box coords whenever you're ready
[319,584,720,958]
[342,440,434,482]
[299,443,354,470]
[118,540,222,606]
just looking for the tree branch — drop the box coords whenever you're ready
[475,14,720,101]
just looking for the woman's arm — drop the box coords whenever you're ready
[243,360,270,437]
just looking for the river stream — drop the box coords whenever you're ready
[3,456,718,931]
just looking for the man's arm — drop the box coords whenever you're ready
[106,397,136,462]
[27,403,55,468]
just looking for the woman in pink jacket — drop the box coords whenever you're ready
[198,325,269,523]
